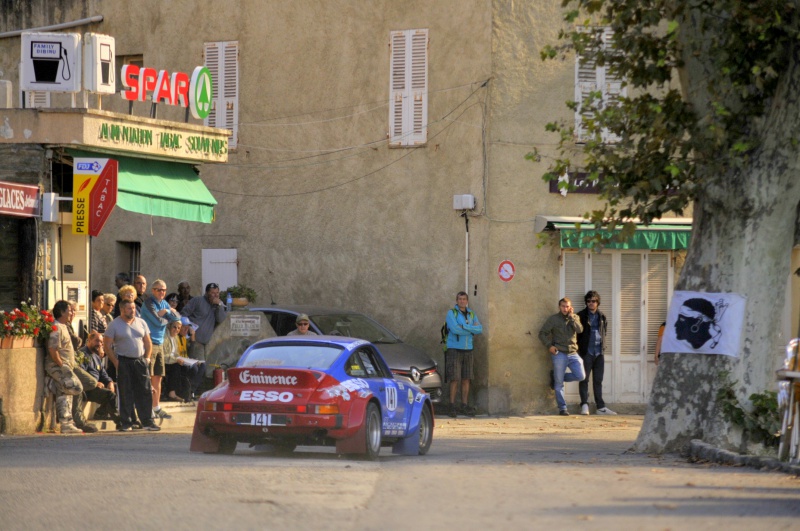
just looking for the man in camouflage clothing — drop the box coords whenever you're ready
[45,300,84,434]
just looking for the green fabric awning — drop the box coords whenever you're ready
[550,222,692,250]
[68,150,217,223]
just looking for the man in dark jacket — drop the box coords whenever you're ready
[76,331,119,421]
[576,290,616,415]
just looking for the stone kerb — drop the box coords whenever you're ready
[203,310,276,377]
[0,346,45,435]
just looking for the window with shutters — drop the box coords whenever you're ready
[389,29,428,147]
[574,27,625,143]
[560,250,673,404]
[204,41,239,149]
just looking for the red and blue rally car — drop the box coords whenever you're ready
[190,336,434,458]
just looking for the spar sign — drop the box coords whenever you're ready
[72,158,118,236]
[120,64,212,119]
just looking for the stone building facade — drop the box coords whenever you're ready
[3,1,768,414]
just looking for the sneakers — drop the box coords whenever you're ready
[559,409,569,416]
[447,405,457,418]
[79,423,98,433]
[60,422,83,434]
[117,425,133,432]
[549,370,555,390]
[580,403,590,416]
[462,404,477,417]
[596,407,617,415]
[154,408,172,420]
[143,422,161,431]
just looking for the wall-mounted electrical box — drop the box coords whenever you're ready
[453,194,476,210]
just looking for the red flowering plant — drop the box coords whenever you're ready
[1,301,57,343]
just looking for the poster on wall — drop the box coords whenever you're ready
[660,291,746,357]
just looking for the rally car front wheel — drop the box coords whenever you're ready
[418,404,433,455]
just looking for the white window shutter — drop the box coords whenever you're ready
[25,91,50,108]
[575,26,627,144]
[389,29,428,146]
[409,29,428,145]
[204,41,238,149]
[563,252,586,305]
[222,41,239,149]
[389,31,406,145]
[645,254,669,356]
[204,42,221,129]
[590,253,613,355]
[619,253,643,358]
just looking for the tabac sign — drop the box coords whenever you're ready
[72,158,118,236]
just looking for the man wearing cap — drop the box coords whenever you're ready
[288,314,318,336]
[181,282,228,362]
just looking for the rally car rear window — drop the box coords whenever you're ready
[240,345,343,370]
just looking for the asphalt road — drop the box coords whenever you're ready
[1,415,799,530]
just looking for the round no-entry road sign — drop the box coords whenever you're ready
[498,260,515,282]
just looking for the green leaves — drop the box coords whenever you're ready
[537,0,798,248]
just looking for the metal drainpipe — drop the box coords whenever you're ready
[0,16,104,39]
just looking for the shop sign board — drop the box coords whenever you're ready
[72,158,118,236]
[121,64,213,119]
[20,32,82,93]
[0,181,40,218]
[83,33,116,94]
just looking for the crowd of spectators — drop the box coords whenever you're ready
[45,274,227,434]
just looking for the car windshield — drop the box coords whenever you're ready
[310,313,400,343]
[240,344,343,370]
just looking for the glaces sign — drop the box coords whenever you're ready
[121,64,212,120]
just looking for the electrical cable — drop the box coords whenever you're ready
[208,99,486,199]
[238,79,489,126]
[221,82,489,171]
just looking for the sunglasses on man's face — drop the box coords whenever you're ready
[587,299,599,303]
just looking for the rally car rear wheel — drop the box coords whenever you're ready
[418,404,433,455]
[364,402,382,460]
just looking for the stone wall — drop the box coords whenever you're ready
[0,347,45,435]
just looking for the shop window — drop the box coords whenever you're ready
[116,241,141,282]
[389,29,428,147]
[204,41,239,149]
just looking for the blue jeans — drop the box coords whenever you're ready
[552,352,586,411]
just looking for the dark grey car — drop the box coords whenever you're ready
[250,305,443,402]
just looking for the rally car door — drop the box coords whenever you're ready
[350,347,408,436]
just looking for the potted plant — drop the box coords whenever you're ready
[225,284,257,307]
[1,300,57,349]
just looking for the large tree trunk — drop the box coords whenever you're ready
[635,30,800,451]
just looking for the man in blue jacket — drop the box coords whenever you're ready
[445,291,483,417]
